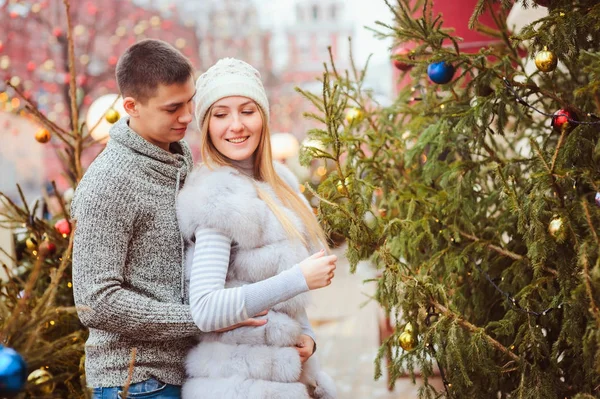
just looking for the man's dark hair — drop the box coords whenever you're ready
[116,39,194,104]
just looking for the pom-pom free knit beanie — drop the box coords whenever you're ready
[194,58,269,126]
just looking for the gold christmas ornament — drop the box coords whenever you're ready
[27,368,55,394]
[534,47,558,73]
[35,128,51,143]
[336,181,346,194]
[398,331,417,351]
[404,322,414,334]
[105,108,120,124]
[548,216,565,239]
[25,235,38,250]
[336,177,352,195]
[345,108,364,125]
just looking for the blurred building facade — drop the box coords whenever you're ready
[1,0,360,199]
[0,0,200,195]
[283,0,353,87]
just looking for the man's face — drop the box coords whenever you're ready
[127,76,196,151]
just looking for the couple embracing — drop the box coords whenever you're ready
[72,39,337,399]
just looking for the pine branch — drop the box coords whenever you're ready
[327,46,340,81]
[0,248,17,265]
[0,191,29,222]
[40,230,74,312]
[458,230,524,261]
[0,255,45,342]
[582,200,600,247]
[550,127,568,174]
[52,181,71,221]
[480,137,505,167]
[63,0,83,183]
[530,139,565,208]
[434,302,521,364]
[579,246,600,329]
[6,82,72,146]
[580,202,600,328]
[304,183,354,220]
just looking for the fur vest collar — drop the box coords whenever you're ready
[177,162,313,315]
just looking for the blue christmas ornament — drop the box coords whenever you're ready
[427,62,456,84]
[0,345,27,397]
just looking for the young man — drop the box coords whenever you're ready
[71,39,202,399]
[72,40,318,399]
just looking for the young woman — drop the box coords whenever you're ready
[177,58,337,398]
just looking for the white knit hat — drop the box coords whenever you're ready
[194,58,269,126]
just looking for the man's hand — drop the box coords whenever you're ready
[295,334,315,363]
[215,310,268,333]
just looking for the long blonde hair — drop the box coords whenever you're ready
[200,104,327,249]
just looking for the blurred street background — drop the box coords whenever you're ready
[0,0,393,202]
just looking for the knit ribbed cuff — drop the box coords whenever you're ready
[244,265,308,318]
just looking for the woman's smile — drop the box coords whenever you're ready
[226,136,250,144]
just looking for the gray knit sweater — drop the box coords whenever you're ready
[71,118,199,387]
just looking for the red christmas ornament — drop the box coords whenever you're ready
[52,27,63,37]
[63,73,71,84]
[54,219,71,236]
[9,11,19,19]
[39,240,57,257]
[0,41,4,52]
[26,61,36,72]
[551,109,576,131]
[76,75,87,86]
[392,47,413,71]
[108,56,118,66]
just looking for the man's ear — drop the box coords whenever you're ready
[122,96,139,118]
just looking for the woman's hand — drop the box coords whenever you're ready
[214,309,268,332]
[298,249,337,290]
[295,334,316,363]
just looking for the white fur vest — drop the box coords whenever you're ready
[177,162,336,399]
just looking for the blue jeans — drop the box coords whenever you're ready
[91,378,181,399]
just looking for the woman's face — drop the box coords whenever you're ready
[207,96,263,161]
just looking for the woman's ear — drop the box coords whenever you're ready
[122,96,139,118]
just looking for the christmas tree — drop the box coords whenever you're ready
[1,3,87,396]
[300,0,600,397]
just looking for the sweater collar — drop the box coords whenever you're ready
[228,154,256,179]
[108,117,192,181]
